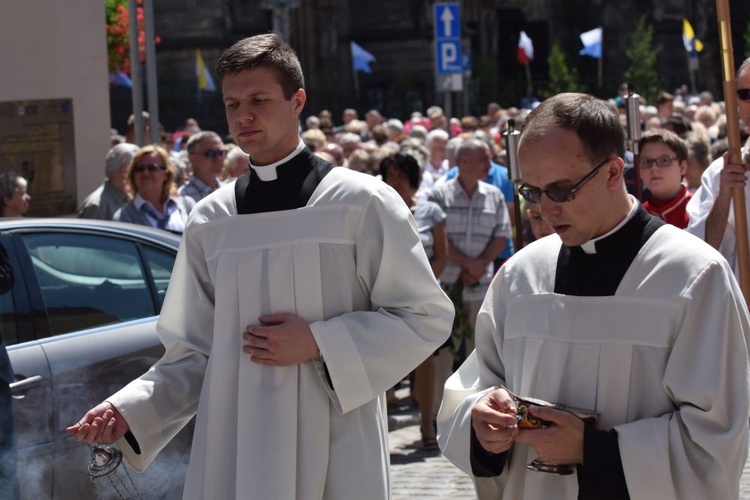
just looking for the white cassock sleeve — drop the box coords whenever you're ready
[310,188,455,414]
[615,259,750,499]
[108,218,216,471]
[436,276,508,476]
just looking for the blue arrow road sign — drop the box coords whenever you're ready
[434,3,460,39]
[434,3,461,75]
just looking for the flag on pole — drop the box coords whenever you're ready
[196,49,216,92]
[350,41,376,74]
[579,27,603,59]
[517,31,534,65]
[682,19,704,55]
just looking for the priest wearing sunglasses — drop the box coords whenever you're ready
[438,92,750,499]
[687,57,750,278]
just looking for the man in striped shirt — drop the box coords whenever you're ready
[428,138,511,404]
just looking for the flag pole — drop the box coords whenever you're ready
[504,120,524,251]
[128,0,144,146]
[353,65,360,101]
[196,50,202,105]
[716,0,750,304]
[686,51,697,95]
[524,61,532,97]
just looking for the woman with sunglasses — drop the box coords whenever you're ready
[113,145,195,233]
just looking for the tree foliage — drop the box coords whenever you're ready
[539,40,585,99]
[623,16,661,104]
[105,0,160,74]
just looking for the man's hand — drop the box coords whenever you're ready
[66,402,130,445]
[471,388,519,454]
[514,405,585,465]
[460,269,479,286]
[718,149,748,196]
[243,313,320,366]
[463,258,489,281]
[706,148,748,249]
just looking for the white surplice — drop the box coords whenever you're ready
[438,226,750,499]
[108,167,454,499]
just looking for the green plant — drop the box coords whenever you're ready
[622,16,661,105]
[539,40,585,99]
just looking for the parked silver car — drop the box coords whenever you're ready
[2,218,191,499]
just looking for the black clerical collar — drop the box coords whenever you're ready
[234,147,335,215]
[580,198,638,254]
[589,205,660,254]
[249,140,306,181]
[555,204,664,296]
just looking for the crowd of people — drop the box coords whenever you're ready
[2,31,750,499]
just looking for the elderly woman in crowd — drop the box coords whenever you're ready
[114,145,194,233]
[0,171,31,218]
[380,152,448,450]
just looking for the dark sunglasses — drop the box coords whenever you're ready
[737,89,750,102]
[194,149,227,159]
[518,158,611,203]
[133,164,167,173]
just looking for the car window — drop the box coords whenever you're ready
[20,233,159,335]
[141,243,176,311]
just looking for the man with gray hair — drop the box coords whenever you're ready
[78,142,139,220]
[223,146,250,182]
[425,129,450,181]
[428,138,511,413]
[180,131,226,202]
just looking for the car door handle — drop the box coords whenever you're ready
[10,375,44,396]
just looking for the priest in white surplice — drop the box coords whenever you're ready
[437,93,750,499]
[68,34,453,499]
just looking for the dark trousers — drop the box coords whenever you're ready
[0,383,19,500]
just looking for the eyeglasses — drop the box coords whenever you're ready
[639,155,678,170]
[133,164,167,173]
[193,149,227,159]
[737,89,750,102]
[518,158,611,203]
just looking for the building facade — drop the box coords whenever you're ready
[111,0,750,135]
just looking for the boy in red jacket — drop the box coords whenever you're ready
[638,130,693,228]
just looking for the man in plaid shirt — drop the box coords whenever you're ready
[428,137,511,403]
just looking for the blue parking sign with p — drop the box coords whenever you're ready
[434,3,461,75]
[437,41,461,73]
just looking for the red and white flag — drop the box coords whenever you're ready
[517,31,534,65]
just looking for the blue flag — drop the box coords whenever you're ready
[682,19,703,57]
[109,71,133,88]
[579,27,602,59]
[350,41,376,74]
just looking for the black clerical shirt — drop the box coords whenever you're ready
[234,147,335,215]
[470,205,664,500]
